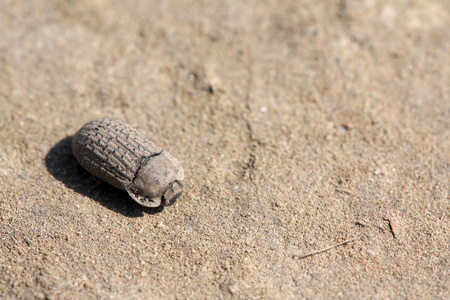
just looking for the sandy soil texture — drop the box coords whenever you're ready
[1,1,449,299]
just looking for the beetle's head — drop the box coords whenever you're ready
[161,180,183,206]
[128,151,184,207]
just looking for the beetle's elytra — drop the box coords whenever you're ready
[72,118,185,207]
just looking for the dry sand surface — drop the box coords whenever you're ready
[1,0,449,299]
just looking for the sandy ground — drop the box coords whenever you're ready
[1,0,449,299]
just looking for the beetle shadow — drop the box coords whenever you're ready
[45,136,164,217]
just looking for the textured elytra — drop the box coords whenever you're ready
[72,118,184,207]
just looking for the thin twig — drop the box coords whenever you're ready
[294,238,357,260]
[383,217,399,239]
[335,187,357,196]
[356,220,385,233]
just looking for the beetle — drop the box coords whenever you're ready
[71,118,184,207]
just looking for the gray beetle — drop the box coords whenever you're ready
[72,118,184,207]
